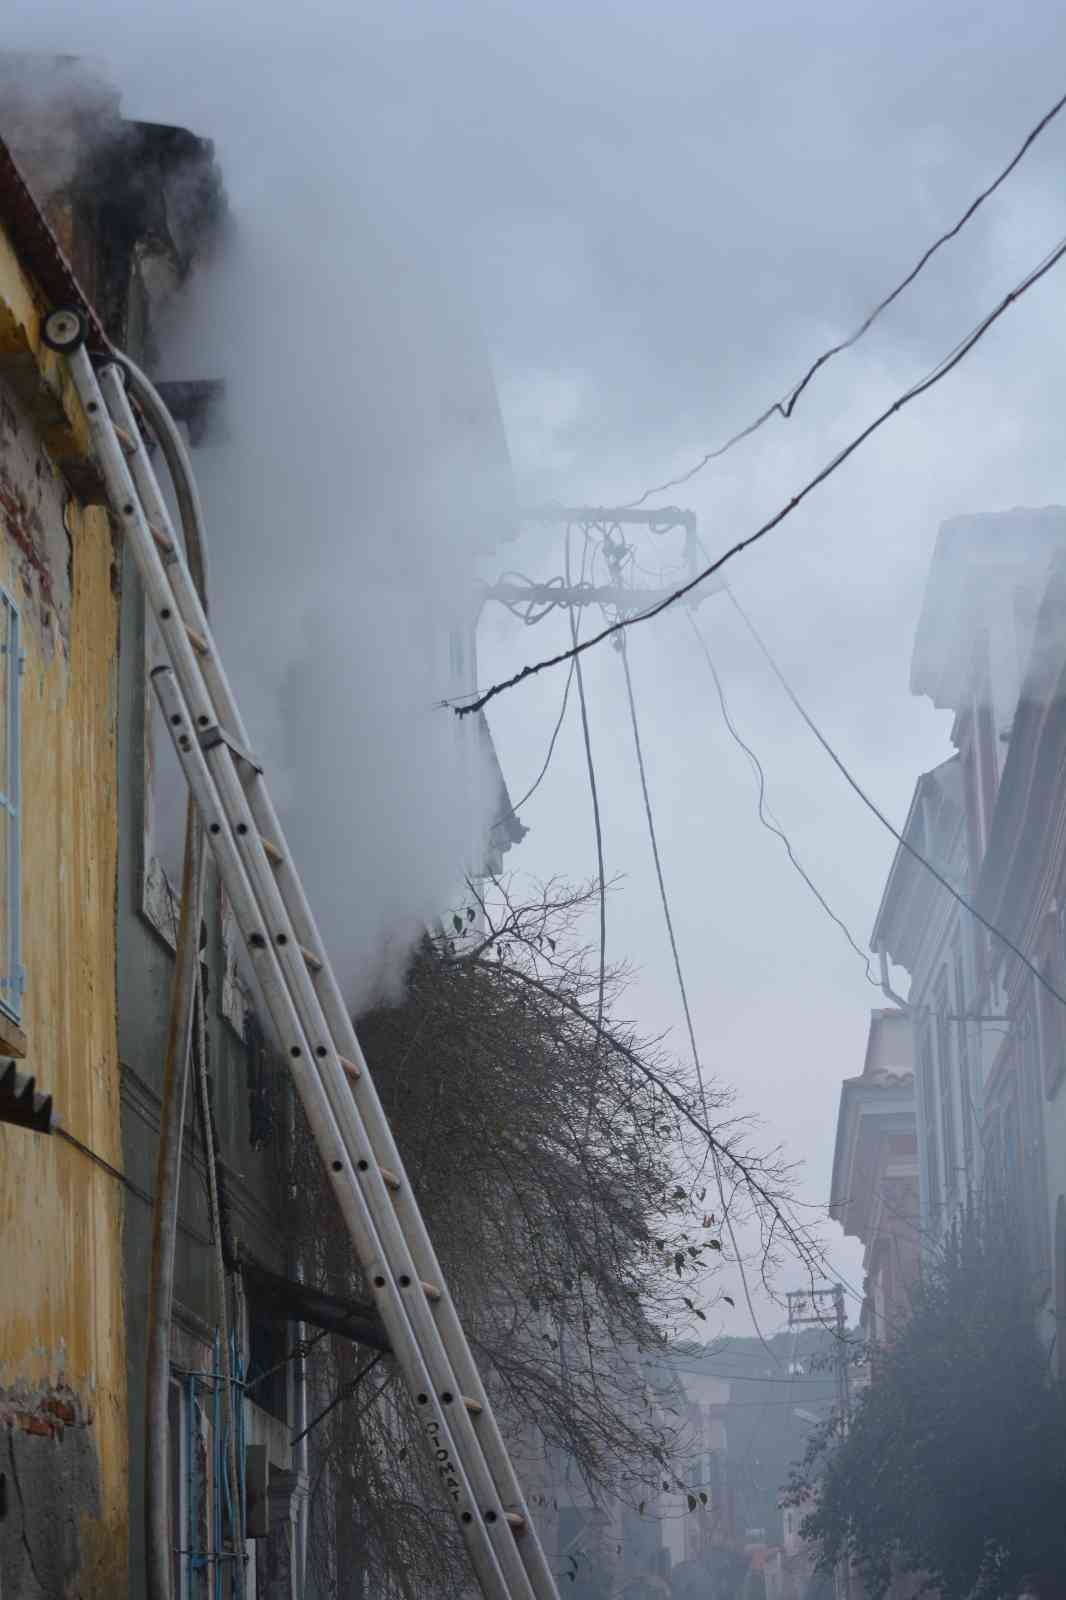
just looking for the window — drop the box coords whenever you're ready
[167,1378,188,1598]
[971,632,998,844]
[993,1014,1052,1284]
[1019,1003,1051,1280]
[1041,912,1066,1096]
[1049,1203,1056,1388]
[0,590,22,1024]
[246,1299,287,1422]
[918,1019,941,1221]
[952,943,975,1182]
[935,972,958,1202]
[974,696,998,843]
[142,603,248,1039]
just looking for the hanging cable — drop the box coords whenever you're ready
[145,812,205,1600]
[686,611,880,988]
[192,966,243,1557]
[127,343,214,1600]
[615,630,779,1363]
[625,85,1066,507]
[727,586,1066,1011]
[492,657,577,829]
[566,526,608,1033]
[290,1351,388,1447]
[56,1126,215,1248]
[458,230,1066,719]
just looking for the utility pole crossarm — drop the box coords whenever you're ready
[484,582,694,614]
[522,505,698,537]
[486,503,716,619]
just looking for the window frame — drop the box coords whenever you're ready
[167,1376,189,1599]
[934,970,958,1203]
[139,590,247,1039]
[0,589,23,1025]
[1018,997,1051,1283]
[952,939,975,1182]
[918,1016,941,1222]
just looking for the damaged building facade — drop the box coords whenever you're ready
[0,60,523,1600]
[834,506,1066,1370]
[0,126,127,1598]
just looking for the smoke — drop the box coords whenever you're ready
[1,43,518,1008]
[154,133,516,1006]
[0,52,117,194]
[8,0,1066,1306]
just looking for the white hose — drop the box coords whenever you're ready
[127,352,245,1594]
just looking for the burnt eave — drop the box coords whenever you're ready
[977,550,1066,945]
[0,133,110,353]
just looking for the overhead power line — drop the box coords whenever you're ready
[566,527,608,1033]
[457,230,1066,719]
[727,587,1066,1013]
[492,657,576,827]
[626,85,1066,507]
[686,612,880,989]
[57,1125,214,1249]
[616,634,780,1364]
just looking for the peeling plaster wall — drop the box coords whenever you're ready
[0,214,126,1596]
[0,1384,103,1598]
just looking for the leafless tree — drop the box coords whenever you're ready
[286,875,823,1597]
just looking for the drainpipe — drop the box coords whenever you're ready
[127,352,212,1600]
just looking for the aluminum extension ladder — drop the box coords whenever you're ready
[43,308,560,1600]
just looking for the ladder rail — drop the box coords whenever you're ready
[99,362,561,1600]
[73,349,526,1600]
[64,344,561,1600]
[164,694,541,1600]
[149,668,518,1600]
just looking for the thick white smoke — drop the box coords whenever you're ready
[157,139,517,1006]
[0,41,520,1009]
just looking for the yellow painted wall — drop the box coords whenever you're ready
[0,220,126,1593]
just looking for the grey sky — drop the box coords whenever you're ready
[11,0,1066,1327]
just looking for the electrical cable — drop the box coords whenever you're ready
[727,586,1066,1013]
[290,1351,388,1447]
[686,611,881,988]
[245,1327,330,1396]
[566,526,608,1034]
[681,1371,838,1386]
[123,352,215,1600]
[698,1398,838,1410]
[492,657,577,829]
[492,570,571,628]
[55,1125,214,1248]
[626,85,1066,508]
[192,965,243,1556]
[458,230,1066,719]
[615,630,780,1365]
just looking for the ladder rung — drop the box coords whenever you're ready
[421,1280,442,1303]
[114,423,138,454]
[149,523,174,556]
[260,835,284,867]
[300,944,323,974]
[463,1396,483,1415]
[185,623,209,656]
[339,1055,361,1082]
[379,1165,401,1192]
[199,725,263,775]
[504,1513,526,1533]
